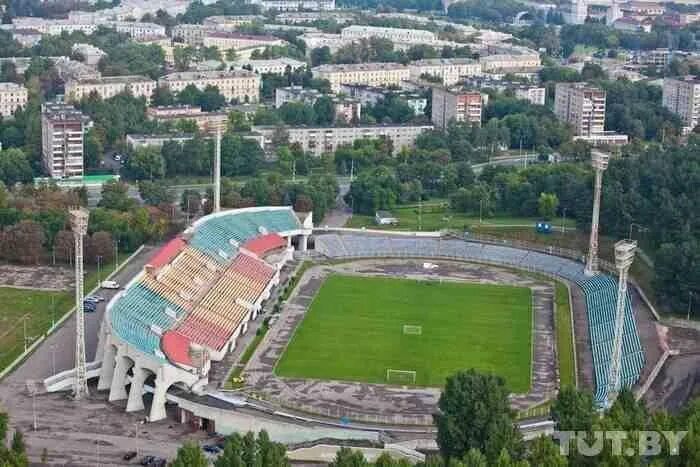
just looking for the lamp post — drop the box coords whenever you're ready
[96,255,103,286]
[561,207,567,234]
[688,291,695,321]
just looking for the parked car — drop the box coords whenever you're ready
[86,295,105,302]
[203,445,220,454]
[101,280,120,289]
[123,451,137,461]
[139,456,154,466]
[83,301,97,312]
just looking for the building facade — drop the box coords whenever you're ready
[479,53,541,73]
[431,88,482,129]
[203,32,285,54]
[236,57,306,74]
[158,70,261,103]
[275,86,361,123]
[554,82,606,136]
[0,82,28,118]
[65,75,157,103]
[341,25,437,44]
[41,103,91,178]
[248,0,336,11]
[312,63,410,92]
[252,124,431,156]
[146,106,229,133]
[409,58,481,85]
[662,77,700,132]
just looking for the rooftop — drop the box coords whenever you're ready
[206,31,281,42]
[68,75,153,85]
[312,62,408,72]
[159,69,258,81]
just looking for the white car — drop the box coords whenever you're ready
[101,280,120,289]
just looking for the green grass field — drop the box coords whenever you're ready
[275,275,533,392]
[0,258,123,373]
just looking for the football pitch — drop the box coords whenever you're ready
[275,274,533,392]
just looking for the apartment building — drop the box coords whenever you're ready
[409,58,481,85]
[71,43,107,66]
[203,32,286,54]
[158,70,261,103]
[251,124,432,156]
[299,32,353,54]
[0,83,27,118]
[110,21,166,40]
[339,84,427,116]
[41,103,91,178]
[10,17,164,38]
[236,57,306,74]
[312,63,410,92]
[146,105,228,132]
[171,24,216,46]
[463,77,546,106]
[662,76,700,132]
[65,75,157,103]
[431,88,482,129]
[276,12,355,24]
[554,82,606,136]
[12,29,42,47]
[247,0,336,12]
[341,25,437,44]
[202,15,266,28]
[136,35,176,64]
[515,86,546,106]
[275,86,361,123]
[479,53,541,73]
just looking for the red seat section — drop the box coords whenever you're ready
[147,236,187,269]
[242,233,287,257]
[161,330,194,367]
[230,252,275,284]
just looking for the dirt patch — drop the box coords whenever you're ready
[0,263,73,291]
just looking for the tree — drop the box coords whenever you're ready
[434,369,523,462]
[84,128,104,169]
[537,192,559,220]
[173,45,195,72]
[99,180,135,211]
[313,96,336,125]
[151,85,176,106]
[89,231,114,264]
[528,436,567,466]
[138,180,173,206]
[551,386,595,432]
[171,441,208,467]
[0,148,33,186]
[225,48,238,62]
[329,447,369,467]
[0,220,45,264]
[214,430,289,467]
[126,146,165,180]
[199,85,226,111]
[53,229,74,264]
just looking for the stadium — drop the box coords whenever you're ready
[86,203,655,434]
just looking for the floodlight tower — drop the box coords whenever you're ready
[606,239,637,406]
[70,207,90,400]
[585,151,609,276]
[210,119,226,214]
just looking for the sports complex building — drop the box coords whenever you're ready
[82,205,653,437]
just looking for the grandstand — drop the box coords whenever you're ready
[96,207,312,421]
[315,233,645,404]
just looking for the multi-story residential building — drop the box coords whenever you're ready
[431,88,482,129]
[158,70,261,103]
[41,103,91,178]
[203,32,286,54]
[65,75,157,103]
[339,84,427,116]
[136,35,176,64]
[275,86,361,123]
[71,43,107,66]
[299,32,353,54]
[312,63,410,92]
[126,133,197,149]
[0,83,28,118]
[621,1,665,18]
[662,76,700,132]
[171,24,216,46]
[612,17,653,33]
[53,57,101,82]
[409,58,481,85]
[110,21,166,40]
[12,28,42,47]
[479,53,541,73]
[9,17,165,38]
[236,57,306,74]
[251,123,432,156]
[341,25,437,44]
[145,105,229,132]
[247,0,336,12]
[630,48,672,67]
[202,15,266,28]
[515,86,546,106]
[276,12,355,24]
[554,82,606,136]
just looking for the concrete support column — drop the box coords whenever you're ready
[108,354,131,402]
[149,375,169,422]
[300,234,308,252]
[97,343,116,391]
[287,235,292,248]
[126,367,147,413]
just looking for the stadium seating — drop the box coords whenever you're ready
[110,207,300,364]
[315,233,645,403]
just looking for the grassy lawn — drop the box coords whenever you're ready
[555,282,575,388]
[345,203,577,232]
[275,274,533,392]
[0,257,124,374]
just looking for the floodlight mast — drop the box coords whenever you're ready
[70,207,90,400]
[585,151,609,276]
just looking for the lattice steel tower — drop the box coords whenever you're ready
[70,208,90,400]
[211,121,227,214]
[607,239,637,406]
[585,151,609,276]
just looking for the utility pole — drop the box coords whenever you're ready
[350,159,354,182]
[96,255,102,286]
[213,125,222,213]
[688,291,695,321]
[585,151,609,276]
[561,207,567,234]
[418,198,422,231]
[292,159,296,183]
[114,239,119,269]
[70,207,89,400]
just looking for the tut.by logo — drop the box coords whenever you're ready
[552,431,688,457]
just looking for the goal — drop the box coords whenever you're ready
[403,325,422,335]
[386,369,417,385]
